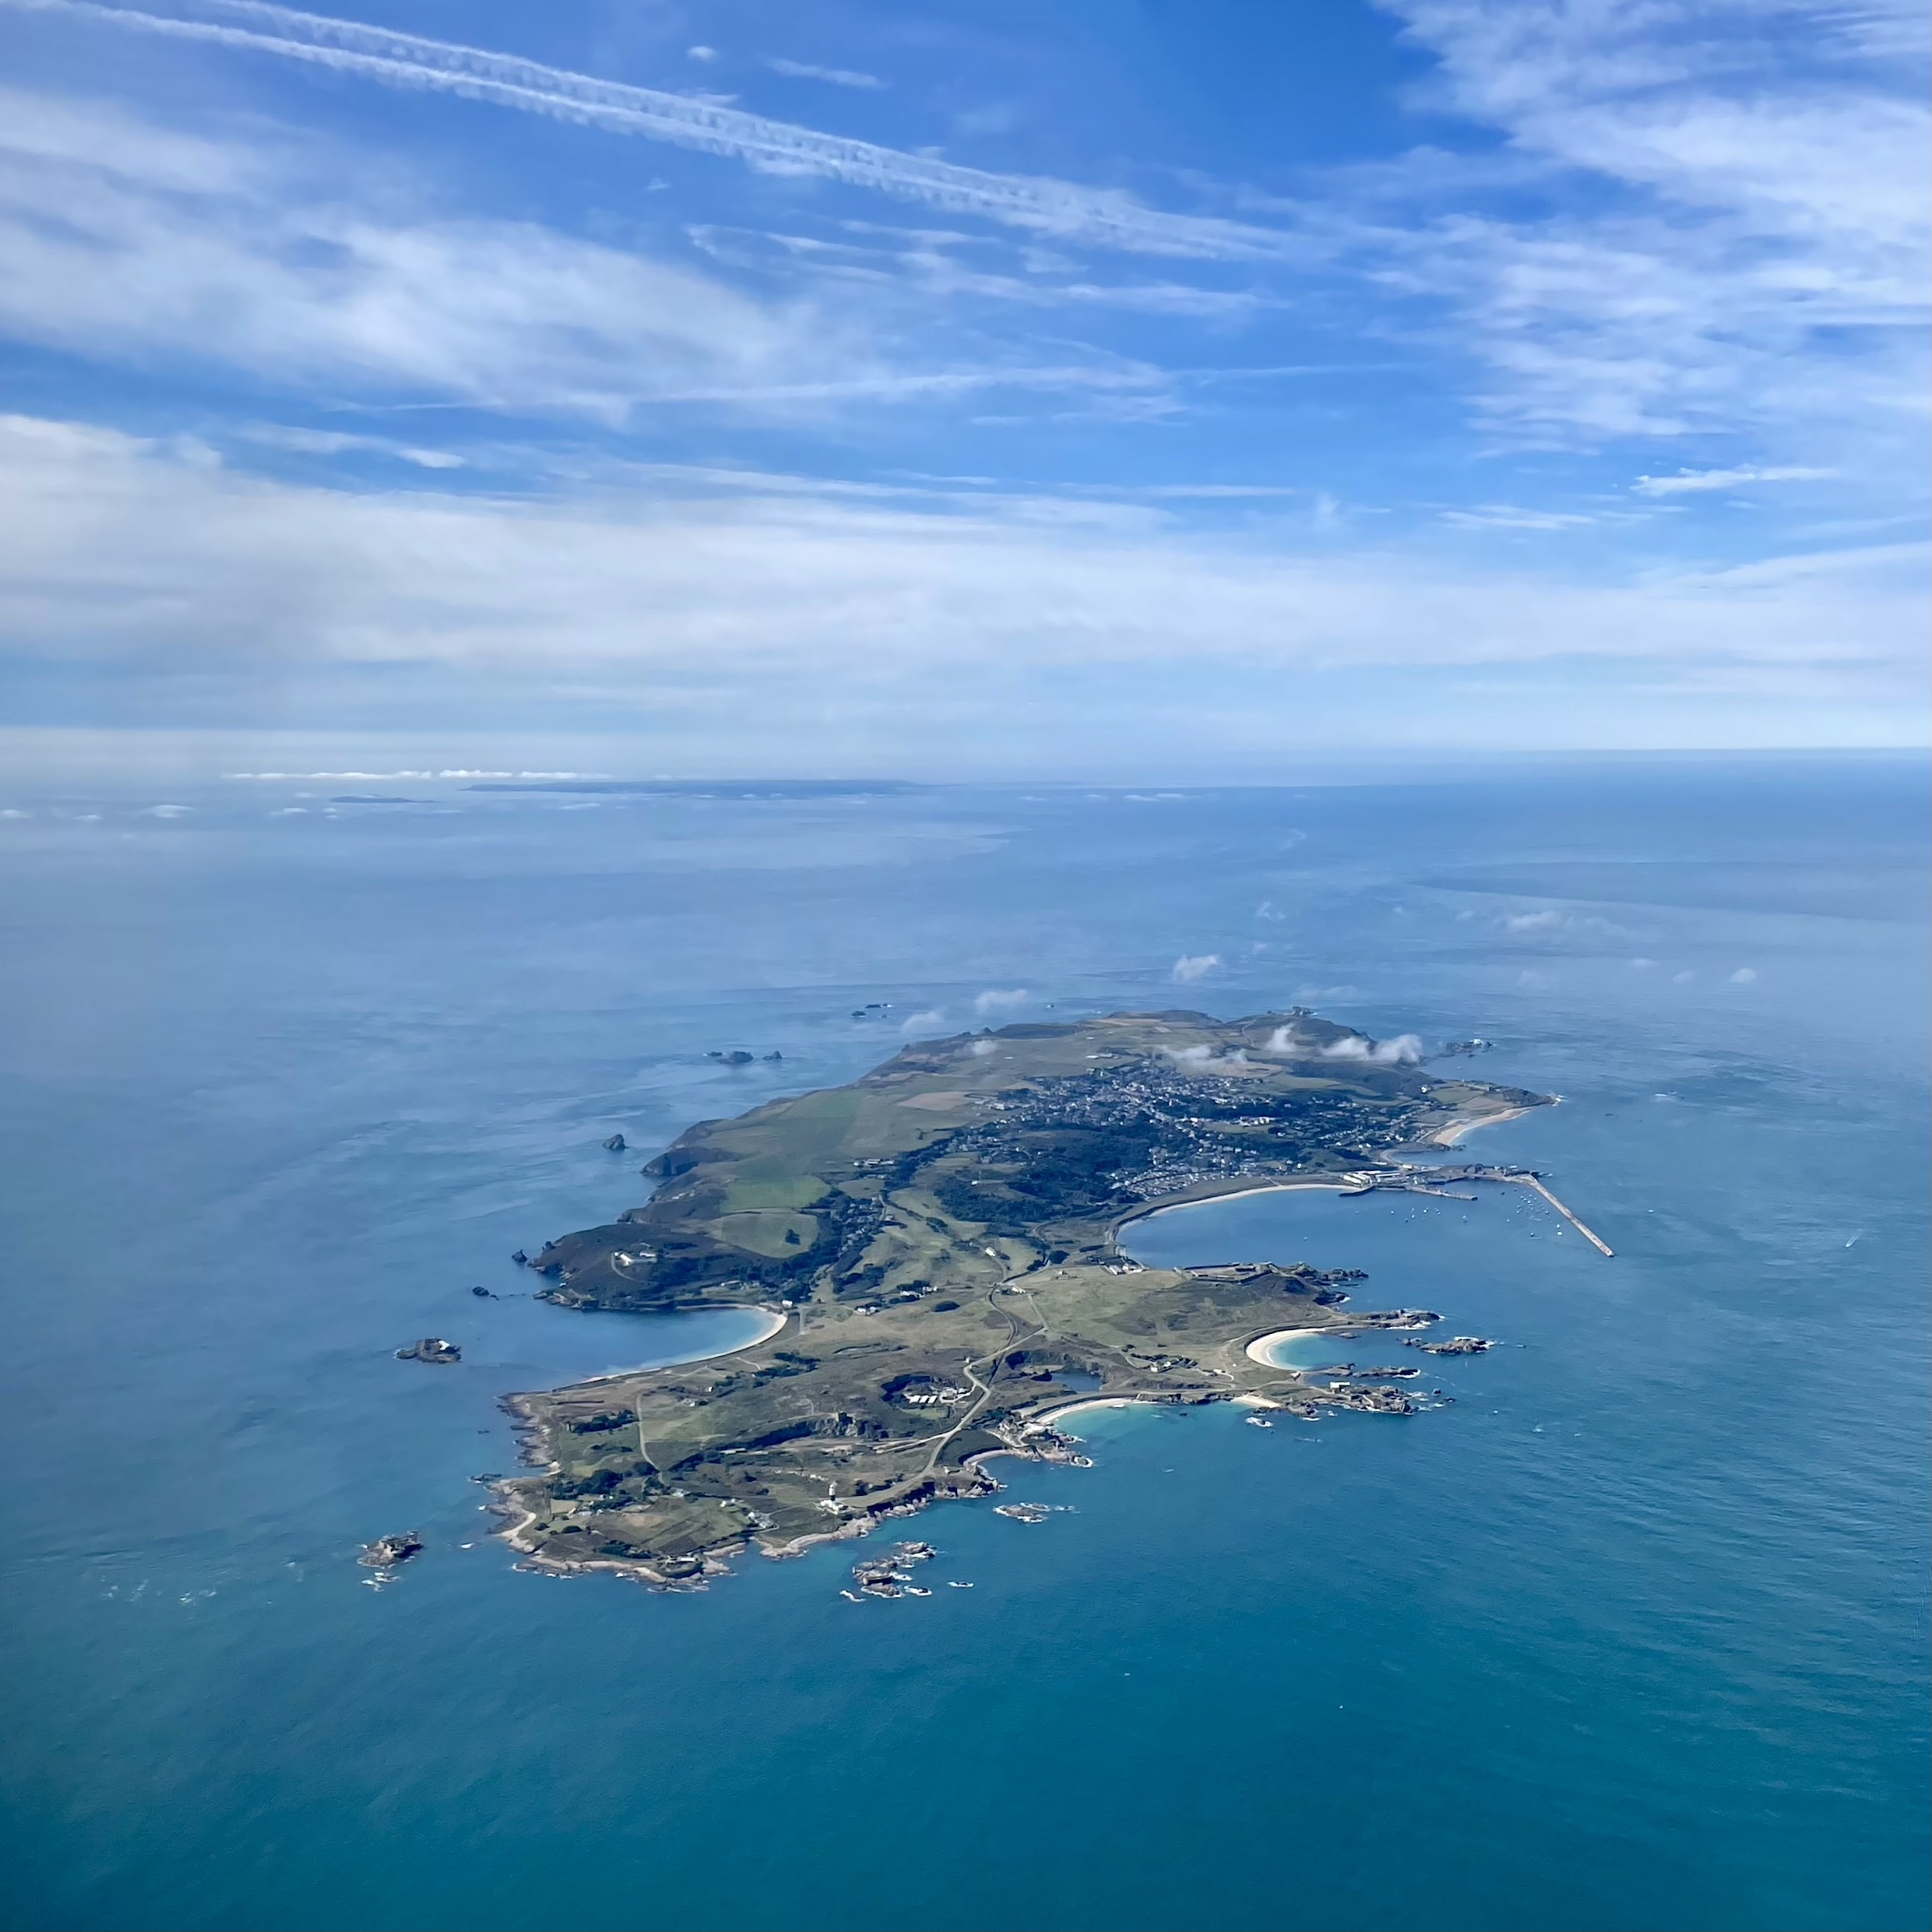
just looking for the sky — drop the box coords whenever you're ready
[0,0,1926,778]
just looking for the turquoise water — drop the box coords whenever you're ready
[1,760,1926,1930]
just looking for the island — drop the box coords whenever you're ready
[491,1008,1554,1587]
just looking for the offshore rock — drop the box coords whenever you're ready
[396,1338,462,1364]
[359,1532,424,1569]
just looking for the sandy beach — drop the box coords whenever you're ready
[571,1305,790,1388]
[1427,1100,1550,1146]
[1244,1326,1341,1367]
[1033,1395,1157,1427]
[1119,1176,1359,1230]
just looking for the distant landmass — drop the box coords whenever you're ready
[467,779,931,797]
[493,1009,1553,1588]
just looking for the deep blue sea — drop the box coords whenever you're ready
[1,758,1926,1932]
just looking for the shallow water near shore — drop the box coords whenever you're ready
[0,758,1926,1932]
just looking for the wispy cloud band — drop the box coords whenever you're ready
[1634,465,1838,497]
[4,412,1921,688]
[0,0,1299,261]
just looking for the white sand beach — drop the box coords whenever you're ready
[1033,1395,1152,1426]
[574,1305,789,1387]
[1428,1100,1551,1146]
[1244,1326,1339,1367]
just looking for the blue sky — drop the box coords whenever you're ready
[0,0,1925,776]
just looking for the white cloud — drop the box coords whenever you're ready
[1374,0,1931,445]
[1164,1043,1248,1069]
[769,58,886,91]
[1170,953,1221,982]
[1729,966,1758,984]
[0,89,1193,425]
[797,227,1275,318]
[7,0,1913,493]
[241,425,466,469]
[7,0,1913,507]
[973,988,1030,1014]
[0,89,876,420]
[901,1008,947,1033]
[1501,907,1631,938]
[0,414,1923,755]
[1634,466,1838,497]
[1318,1032,1423,1065]
[1441,505,1604,531]
[2,0,1297,263]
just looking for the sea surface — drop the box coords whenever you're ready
[1,757,1926,1932]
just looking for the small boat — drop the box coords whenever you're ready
[948,1580,975,1589]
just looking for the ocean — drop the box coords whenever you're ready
[1,757,1925,1932]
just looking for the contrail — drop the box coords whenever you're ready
[3,0,1301,262]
